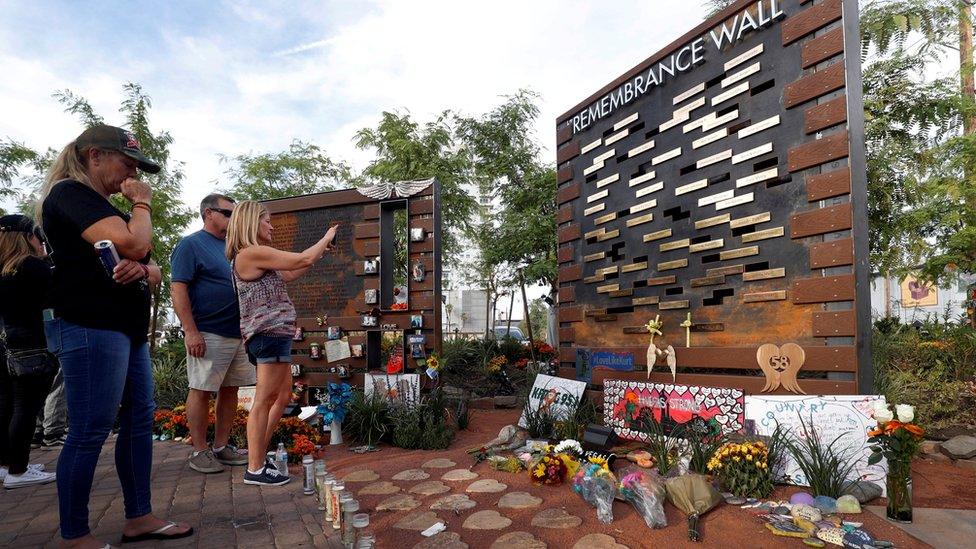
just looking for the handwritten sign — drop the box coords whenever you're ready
[745,395,887,494]
[604,379,744,440]
[518,374,588,428]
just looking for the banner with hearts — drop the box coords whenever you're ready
[604,379,745,441]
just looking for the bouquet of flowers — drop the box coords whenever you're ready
[530,445,577,486]
[618,466,667,529]
[573,461,618,523]
[554,439,584,458]
[486,355,506,374]
[868,402,924,522]
[707,441,773,498]
[288,434,316,463]
[317,382,353,424]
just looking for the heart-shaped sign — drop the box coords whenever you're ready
[756,343,806,394]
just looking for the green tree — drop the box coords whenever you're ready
[520,297,550,344]
[860,0,974,282]
[354,110,477,262]
[221,139,350,201]
[0,83,193,349]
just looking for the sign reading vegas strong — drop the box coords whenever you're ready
[569,0,787,134]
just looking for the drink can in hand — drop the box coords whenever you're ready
[94,240,120,276]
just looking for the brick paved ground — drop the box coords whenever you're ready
[1,437,343,548]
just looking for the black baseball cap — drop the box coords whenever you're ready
[75,124,161,174]
[0,214,45,243]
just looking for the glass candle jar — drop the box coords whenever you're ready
[341,499,360,547]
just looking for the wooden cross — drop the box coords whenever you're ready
[680,313,692,348]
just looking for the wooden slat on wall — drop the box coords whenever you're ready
[556,141,581,164]
[354,223,379,239]
[557,368,857,395]
[804,95,847,134]
[557,205,574,224]
[558,245,574,264]
[558,286,575,304]
[784,62,846,108]
[788,131,849,172]
[810,237,854,268]
[558,166,573,184]
[558,345,856,372]
[559,327,575,344]
[409,200,434,215]
[559,264,583,283]
[807,168,851,201]
[558,306,583,323]
[557,125,572,146]
[801,26,845,68]
[558,182,581,205]
[792,274,856,303]
[558,224,582,244]
[363,204,379,220]
[813,310,857,337]
[791,203,852,238]
[781,0,843,45]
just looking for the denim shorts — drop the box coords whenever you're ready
[245,334,292,364]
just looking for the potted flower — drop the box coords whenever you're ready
[867,402,924,523]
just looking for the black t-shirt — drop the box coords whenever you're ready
[0,256,52,350]
[42,180,151,344]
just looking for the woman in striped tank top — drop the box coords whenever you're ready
[225,201,337,486]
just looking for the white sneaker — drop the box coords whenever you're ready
[3,468,56,489]
[0,463,44,480]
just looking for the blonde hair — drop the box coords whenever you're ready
[35,141,97,223]
[0,231,36,277]
[225,200,268,260]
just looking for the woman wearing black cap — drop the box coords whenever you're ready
[0,214,57,489]
[37,125,192,548]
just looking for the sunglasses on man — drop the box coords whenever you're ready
[208,207,233,218]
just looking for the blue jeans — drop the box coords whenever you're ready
[46,318,154,540]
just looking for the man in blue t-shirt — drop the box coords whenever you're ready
[171,194,253,473]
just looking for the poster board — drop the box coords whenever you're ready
[745,394,886,493]
[900,275,938,308]
[555,0,872,396]
[604,379,745,440]
[518,374,588,428]
[364,373,420,407]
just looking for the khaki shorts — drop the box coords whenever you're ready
[187,332,256,392]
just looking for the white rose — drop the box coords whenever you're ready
[874,407,894,424]
[896,404,915,423]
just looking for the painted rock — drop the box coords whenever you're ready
[394,511,442,531]
[836,495,862,514]
[816,527,846,547]
[410,481,452,496]
[793,517,817,535]
[841,529,875,549]
[359,481,401,495]
[726,496,746,505]
[430,494,477,512]
[423,458,457,469]
[842,481,883,504]
[377,494,421,511]
[442,469,479,482]
[773,506,792,515]
[343,469,380,483]
[803,538,826,548]
[393,469,431,481]
[466,479,507,493]
[791,504,822,523]
[790,492,815,505]
[531,508,582,529]
[490,532,547,549]
[498,492,543,509]
[764,522,808,538]
[813,496,838,514]
[872,541,894,548]
[572,533,629,549]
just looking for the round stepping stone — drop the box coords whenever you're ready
[442,469,479,482]
[410,481,452,496]
[394,510,442,531]
[497,491,543,509]
[490,532,547,549]
[430,494,477,512]
[377,494,421,511]
[359,481,401,495]
[394,469,431,481]
[423,458,457,469]
[463,510,512,530]
[531,508,582,529]
[466,479,507,493]
[342,469,380,483]
[413,532,468,549]
[572,534,629,549]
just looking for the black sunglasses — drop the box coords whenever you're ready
[209,207,233,218]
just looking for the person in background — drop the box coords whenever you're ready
[38,124,192,547]
[0,214,57,489]
[224,201,337,486]
[171,193,251,474]
[32,368,67,449]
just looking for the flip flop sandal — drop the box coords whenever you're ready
[120,522,194,543]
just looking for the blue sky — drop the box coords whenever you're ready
[1,0,715,220]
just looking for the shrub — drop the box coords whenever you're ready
[151,349,188,410]
[557,394,598,441]
[342,390,391,447]
[783,416,858,498]
[685,419,728,475]
[389,388,455,450]
[634,410,684,477]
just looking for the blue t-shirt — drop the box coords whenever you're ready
[171,230,240,339]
